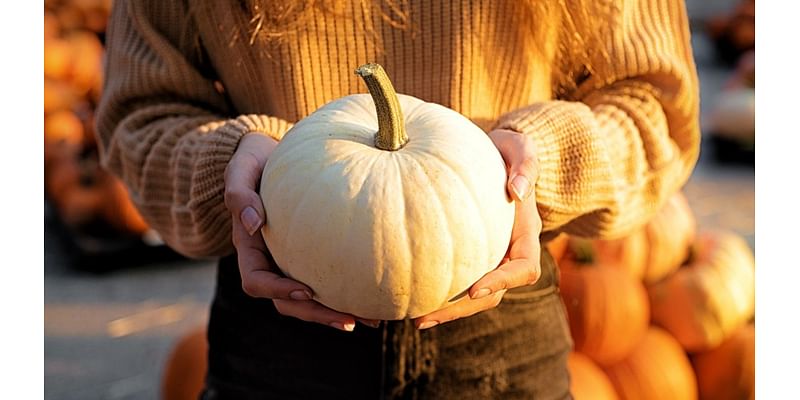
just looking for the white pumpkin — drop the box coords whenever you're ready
[260,64,515,320]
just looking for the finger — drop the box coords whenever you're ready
[414,290,506,330]
[225,155,267,236]
[471,228,541,298]
[507,157,537,202]
[488,130,538,202]
[488,129,536,171]
[224,134,278,236]
[469,258,541,300]
[273,299,358,332]
[356,318,382,329]
[234,220,312,300]
[509,197,542,240]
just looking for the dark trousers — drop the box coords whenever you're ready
[202,250,573,400]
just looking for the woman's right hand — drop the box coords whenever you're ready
[224,133,377,332]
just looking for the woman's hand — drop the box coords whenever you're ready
[224,133,377,332]
[414,128,543,329]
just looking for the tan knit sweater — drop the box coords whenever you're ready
[96,0,700,258]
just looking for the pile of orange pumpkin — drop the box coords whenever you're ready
[44,0,149,237]
[551,192,755,400]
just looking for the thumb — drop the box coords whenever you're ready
[508,156,537,202]
[225,184,265,237]
[224,156,267,237]
[239,203,265,237]
[487,129,538,203]
[224,134,278,236]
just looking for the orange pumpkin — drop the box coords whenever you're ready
[44,38,73,81]
[68,102,99,148]
[162,327,208,400]
[44,10,61,39]
[545,233,570,262]
[99,176,149,236]
[692,324,754,400]
[44,79,80,114]
[59,185,106,227]
[45,142,83,202]
[45,109,84,147]
[562,229,648,279]
[560,261,649,366]
[55,4,85,32]
[568,352,618,400]
[83,8,109,34]
[648,231,755,352]
[45,150,106,227]
[604,327,698,400]
[642,192,696,284]
[64,32,104,94]
[45,110,85,168]
[71,0,110,34]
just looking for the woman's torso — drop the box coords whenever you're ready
[191,0,561,130]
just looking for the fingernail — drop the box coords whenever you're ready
[289,290,312,300]
[473,288,492,299]
[330,322,355,332]
[241,206,262,236]
[357,318,381,328]
[511,174,531,201]
[418,321,439,330]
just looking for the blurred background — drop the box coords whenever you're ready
[44,0,755,399]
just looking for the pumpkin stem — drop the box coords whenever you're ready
[355,63,408,151]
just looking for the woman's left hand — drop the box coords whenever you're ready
[414,128,543,330]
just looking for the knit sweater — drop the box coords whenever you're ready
[96,0,700,258]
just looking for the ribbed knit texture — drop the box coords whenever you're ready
[96,0,699,258]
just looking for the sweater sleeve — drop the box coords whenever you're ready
[495,0,700,239]
[95,0,293,258]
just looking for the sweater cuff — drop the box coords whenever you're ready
[195,113,293,190]
[194,113,293,200]
[494,101,615,234]
[184,114,294,255]
[232,114,294,142]
[193,113,294,195]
